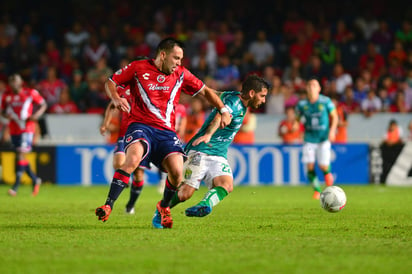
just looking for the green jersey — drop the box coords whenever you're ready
[295,94,335,143]
[185,91,246,158]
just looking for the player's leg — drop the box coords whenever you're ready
[318,140,333,187]
[302,142,321,199]
[125,167,145,214]
[170,183,197,208]
[169,151,205,209]
[153,153,184,228]
[95,141,145,222]
[186,156,233,217]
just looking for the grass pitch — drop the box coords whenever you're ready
[1,184,412,274]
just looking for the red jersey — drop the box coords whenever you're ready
[49,102,80,114]
[36,79,67,106]
[1,87,45,134]
[110,59,204,132]
[117,85,132,137]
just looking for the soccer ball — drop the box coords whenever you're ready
[320,186,347,213]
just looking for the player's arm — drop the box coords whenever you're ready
[329,108,338,142]
[29,101,47,121]
[191,113,221,146]
[198,86,232,129]
[105,80,130,113]
[100,101,115,135]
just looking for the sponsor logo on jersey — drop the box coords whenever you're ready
[148,83,170,91]
[115,69,122,75]
[142,73,150,80]
[157,75,166,83]
[126,136,133,143]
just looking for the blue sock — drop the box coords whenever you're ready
[105,169,130,208]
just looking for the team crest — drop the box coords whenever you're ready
[318,105,323,111]
[184,168,192,179]
[126,136,133,143]
[157,75,165,83]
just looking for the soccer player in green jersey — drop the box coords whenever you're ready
[295,77,338,199]
[152,75,268,222]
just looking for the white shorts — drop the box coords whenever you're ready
[183,151,233,190]
[302,140,331,166]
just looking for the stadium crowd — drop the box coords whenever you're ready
[1,0,412,144]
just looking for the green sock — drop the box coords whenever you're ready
[308,170,321,193]
[199,186,229,208]
[169,192,182,209]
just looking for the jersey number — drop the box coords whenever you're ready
[221,163,231,173]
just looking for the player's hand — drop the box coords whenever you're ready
[99,125,107,136]
[329,130,336,142]
[220,112,232,128]
[192,135,212,146]
[113,97,130,113]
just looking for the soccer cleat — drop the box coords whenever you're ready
[156,201,173,228]
[8,189,17,196]
[185,204,212,217]
[95,205,112,222]
[313,191,320,200]
[151,208,163,229]
[32,177,42,197]
[125,206,135,215]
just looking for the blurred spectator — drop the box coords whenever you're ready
[353,75,370,103]
[314,28,338,73]
[192,19,209,46]
[341,86,361,113]
[248,30,274,69]
[233,108,256,144]
[45,39,61,69]
[201,30,226,75]
[289,31,313,66]
[370,20,394,56]
[86,57,113,90]
[191,50,210,80]
[303,54,329,81]
[64,21,90,59]
[330,62,353,95]
[388,40,407,65]
[378,74,398,100]
[304,20,321,45]
[145,21,164,54]
[69,69,88,112]
[382,119,404,146]
[358,42,385,81]
[387,56,406,82]
[331,94,348,143]
[334,19,355,44]
[83,33,111,68]
[265,75,285,115]
[378,88,392,112]
[11,33,38,79]
[395,19,412,50]
[184,97,206,143]
[131,30,151,59]
[354,11,379,41]
[36,66,67,108]
[282,10,305,43]
[84,79,109,114]
[217,21,235,46]
[278,106,303,144]
[49,87,80,114]
[282,56,304,89]
[389,91,409,113]
[283,84,299,108]
[361,89,382,117]
[214,54,240,90]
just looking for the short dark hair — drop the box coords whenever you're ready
[241,74,269,95]
[155,37,185,57]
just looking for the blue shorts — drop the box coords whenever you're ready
[114,136,125,154]
[124,123,184,171]
[11,133,34,153]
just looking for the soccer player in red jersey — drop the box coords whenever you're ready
[95,38,232,228]
[1,74,47,196]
